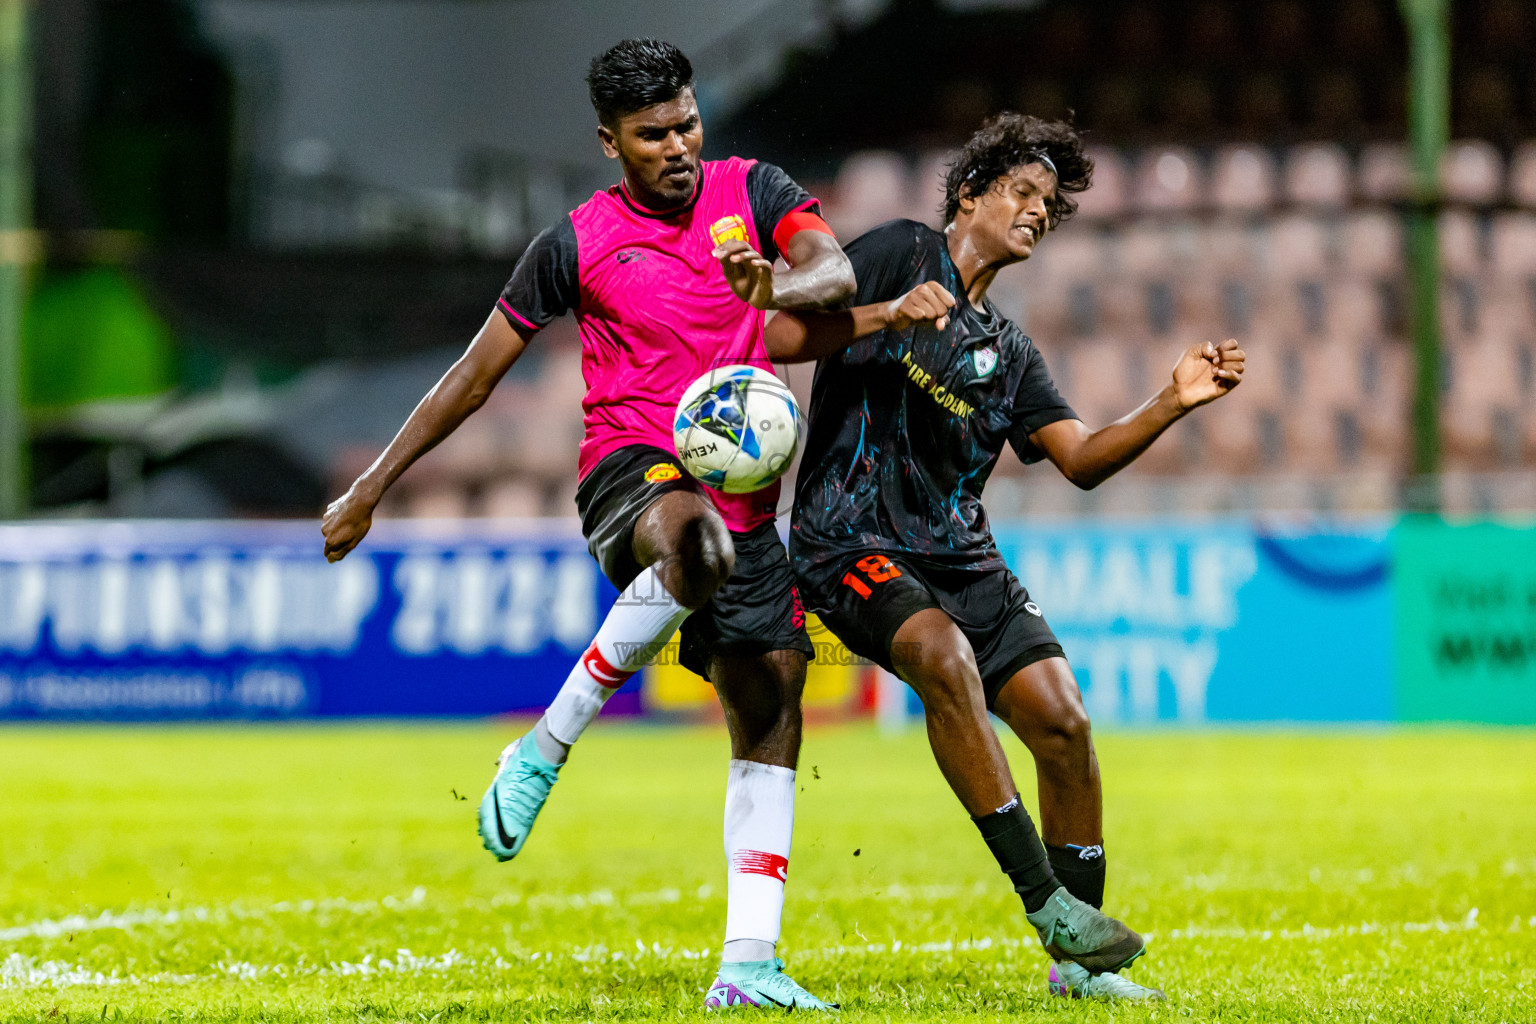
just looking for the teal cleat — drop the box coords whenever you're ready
[1049,961,1166,1001]
[1025,886,1146,973]
[704,958,839,1011]
[477,736,561,862]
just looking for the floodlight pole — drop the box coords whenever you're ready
[0,0,29,520]
[1399,0,1449,512]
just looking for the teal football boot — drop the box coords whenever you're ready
[704,958,838,1011]
[477,735,561,861]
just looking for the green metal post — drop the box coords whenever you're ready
[0,0,29,519]
[1399,0,1450,511]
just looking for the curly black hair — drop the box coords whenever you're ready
[587,39,694,127]
[942,113,1093,226]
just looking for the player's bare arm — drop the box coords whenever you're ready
[714,229,854,311]
[765,281,955,362]
[1032,338,1245,490]
[321,312,530,561]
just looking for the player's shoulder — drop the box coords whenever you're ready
[520,212,579,259]
[706,155,759,182]
[845,218,923,248]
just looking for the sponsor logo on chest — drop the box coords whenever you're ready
[900,350,976,419]
[708,214,750,247]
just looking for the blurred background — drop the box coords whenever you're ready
[0,0,1532,727]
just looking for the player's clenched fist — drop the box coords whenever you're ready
[1171,338,1245,411]
[883,281,957,332]
[713,238,776,309]
[322,485,378,562]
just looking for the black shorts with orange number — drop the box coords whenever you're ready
[575,443,813,681]
[801,553,1063,709]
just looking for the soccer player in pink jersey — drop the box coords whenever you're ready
[321,40,853,1009]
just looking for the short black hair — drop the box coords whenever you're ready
[587,39,694,127]
[943,113,1093,226]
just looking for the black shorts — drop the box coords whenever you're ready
[801,553,1063,709]
[575,444,813,681]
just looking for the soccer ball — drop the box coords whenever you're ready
[673,365,802,494]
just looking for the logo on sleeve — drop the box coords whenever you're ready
[972,345,998,378]
[709,215,750,247]
[644,462,682,483]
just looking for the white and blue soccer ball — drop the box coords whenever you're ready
[673,365,802,494]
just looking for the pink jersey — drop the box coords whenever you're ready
[497,157,820,531]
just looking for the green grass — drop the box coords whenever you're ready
[1,723,1534,1022]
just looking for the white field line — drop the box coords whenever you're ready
[0,882,989,943]
[1,909,1512,992]
[0,888,429,942]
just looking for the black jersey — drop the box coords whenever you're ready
[789,219,1077,593]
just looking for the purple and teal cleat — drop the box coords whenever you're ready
[704,958,838,1011]
[1048,960,1166,1001]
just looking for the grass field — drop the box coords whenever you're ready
[2,723,1534,1023]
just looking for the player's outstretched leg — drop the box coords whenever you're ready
[479,493,730,861]
[703,648,836,1011]
[992,658,1162,994]
[890,608,1146,974]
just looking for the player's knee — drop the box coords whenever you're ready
[668,515,735,608]
[1037,704,1093,767]
[912,647,985,716]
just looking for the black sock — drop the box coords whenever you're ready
[1047,843,1106,910]
[972,796,1061,913]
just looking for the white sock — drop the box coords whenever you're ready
[541,566,691,751]
[722,759,795,961]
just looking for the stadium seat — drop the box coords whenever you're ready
[1358,142,1411,202]
[1198,220,1264,275]
[1133,146,1204,212]
[1059,338,1135,427]
[1440,140,1503,205]
[1265,214,1332,278]
[1506,142,1536,207]
[1489,211,1536,275]
[1437,209,1484,276]
[1442,332,1525,467]
[829,151,909,237]
[1199,390,1265,474]
[483,478,544,519]
[909,150,954,228]
[1210,145,1279,212]
[1284,143,1352,208]
[1325,279,1385,340]
[1479,281,1536,336]
[1035,229,1104,283]
[1074,146,1128,220]
[407,485,470,519]
[1340,210,1403,277]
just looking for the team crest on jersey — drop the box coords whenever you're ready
[709,215,750,247]
[644,462,682,483]
[972,345,998,378]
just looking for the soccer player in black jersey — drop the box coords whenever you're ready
[767,113,1245,1001]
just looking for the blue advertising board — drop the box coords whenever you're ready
[1,517,1405,723]
[994,520,1394,724]
[0,520,627,720]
